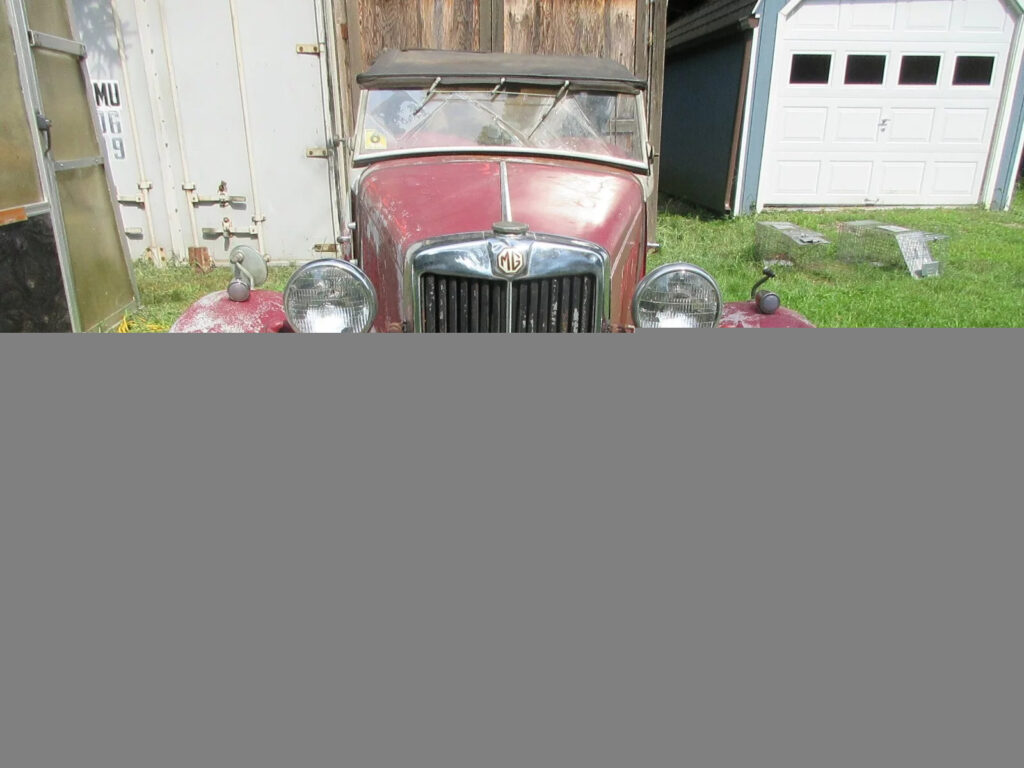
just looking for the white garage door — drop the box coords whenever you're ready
[760,0,1020,206]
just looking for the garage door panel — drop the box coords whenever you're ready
[888,108,935,142]
[931,161,978,193]
[961,0,1010,31]
[880,161,927,194]
[827,161,874,194]
[791,0,841,30]
[782,107,829,141]
[848,2,897,30]
[941,108,990,142]
[776,161,823,193]
[835,107,882,141]
[906,1,954,31]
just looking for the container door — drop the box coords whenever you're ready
[14,0,137,331]
[124,0,344,265]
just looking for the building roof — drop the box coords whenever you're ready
[357,49,647,92]
[666,0,758,52]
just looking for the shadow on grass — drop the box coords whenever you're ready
[657,194,729,221]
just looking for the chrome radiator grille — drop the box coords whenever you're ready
[421,274,597,333]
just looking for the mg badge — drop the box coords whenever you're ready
[497,247,526,276]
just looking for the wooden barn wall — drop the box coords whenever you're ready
[503,0,636,68]
[351,1,483,70]
[347,1,646,73]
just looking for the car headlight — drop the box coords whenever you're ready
[632,263,722,328]
[283,260,377,333]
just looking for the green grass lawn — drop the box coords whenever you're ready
[126,187,1024,330]
[124,264,296,332]
[652,189,1024,327]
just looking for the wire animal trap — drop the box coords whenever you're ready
[755,222,830,267]
[836,221,947,278]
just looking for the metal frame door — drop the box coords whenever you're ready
[6,0,138,331]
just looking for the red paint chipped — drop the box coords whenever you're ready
[170,290,289,333]
[719,302,815,328]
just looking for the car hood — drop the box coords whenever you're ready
[355,155,647,257]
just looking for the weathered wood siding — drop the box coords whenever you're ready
[503,0,636,68]
[354,1,482,70]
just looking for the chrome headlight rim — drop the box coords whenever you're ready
[283,259,378,333]
[631,262,723,329]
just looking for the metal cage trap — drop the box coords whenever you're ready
[836,221,947,278]
[755,222,830,267]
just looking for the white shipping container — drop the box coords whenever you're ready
[71,0,345,265]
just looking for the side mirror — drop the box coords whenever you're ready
[750,268,780,315]
[227,245,268,302]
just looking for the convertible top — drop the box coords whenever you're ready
[357,49,647,92]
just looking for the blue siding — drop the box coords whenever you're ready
[660,37,749,212]
[738,0,785,214]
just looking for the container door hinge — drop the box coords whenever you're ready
[202,217,259,240]
[296,43,321,55]
[306,147,330,158]
[313,243,339,253]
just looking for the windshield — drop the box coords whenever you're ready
[356,87,647,168]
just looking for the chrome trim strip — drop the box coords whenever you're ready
[353,146,649,174]
[406,232,610,332]
[28,30,86,57]
[499,161,512,221]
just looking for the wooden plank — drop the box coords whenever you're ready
[503,1,635,62]
[344,0,364,94]
[356,1,481,68]
[503,0,535,55]
[606,0,636,68]
[634,0,649,78]
[448,0,480,51]
[647,0,668,240]
[480,0,503,51]
[333,0,358,135]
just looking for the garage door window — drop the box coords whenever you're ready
[899,55,941,85]
[953,56,995,86]
[790,54,831,84]
[845,55,886,85]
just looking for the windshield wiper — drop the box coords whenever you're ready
[527,80,570,139]
[412,77,442,116]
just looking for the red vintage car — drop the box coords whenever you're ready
[173,50,812,332]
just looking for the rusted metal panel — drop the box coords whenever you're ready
[355,155,645,331]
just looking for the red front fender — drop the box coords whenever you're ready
[719,301,815,328]
[170,290,291,333]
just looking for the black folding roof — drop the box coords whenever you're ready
[357,49,647,92]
